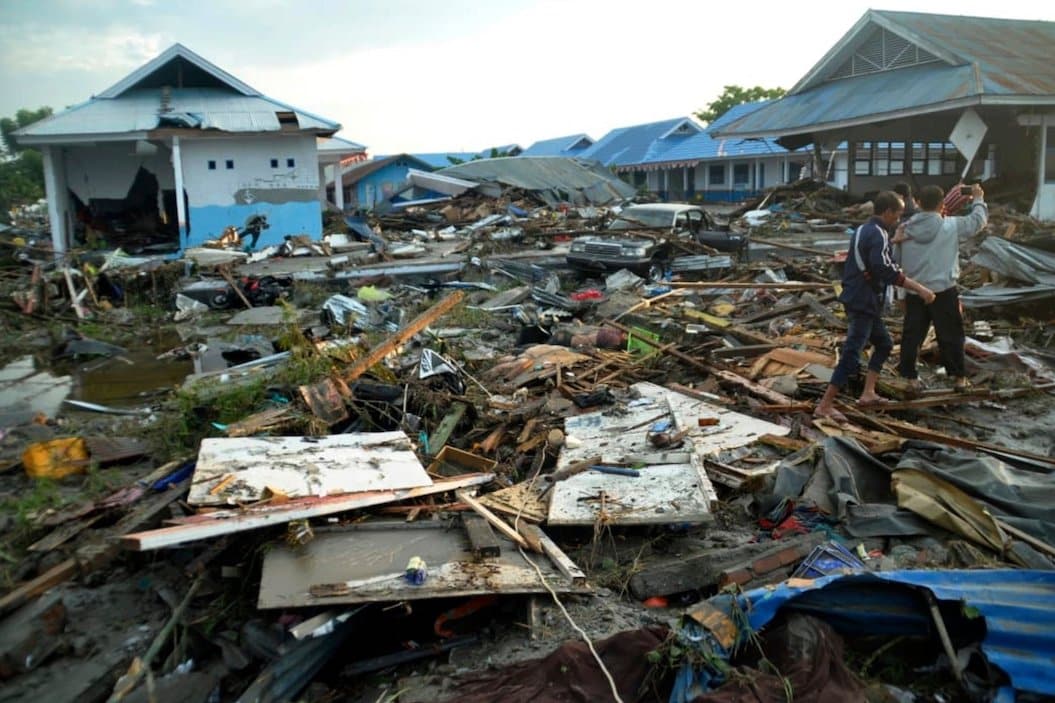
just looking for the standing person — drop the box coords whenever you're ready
[815,191,936,420]
[893,182,918,223]
[894,182,988,393]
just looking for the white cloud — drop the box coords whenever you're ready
[0,25,165,75]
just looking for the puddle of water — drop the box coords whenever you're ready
[70,345,194,407]
[0,356,72,426]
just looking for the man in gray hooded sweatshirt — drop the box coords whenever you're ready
[894,182,987,392]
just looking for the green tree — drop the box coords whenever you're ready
[0,106,52,222]
[695,86,785,125]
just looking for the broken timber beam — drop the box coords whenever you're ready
[518,524,586,585]
[428,401,468,456]
[749,236,835,257]
[342,291,464,385]
[456,489,532,551]
[462,515,501,559]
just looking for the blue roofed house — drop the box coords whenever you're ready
[520,134,595,158]
[326,154,439,211]
[577,110,836,202]
[14,43,351,254]
[712,10,1055,219]
[408,144,523,169]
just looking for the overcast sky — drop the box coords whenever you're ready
[1,0,1050,154]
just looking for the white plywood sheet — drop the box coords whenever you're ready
[188,431,431,506]
[546,462,714,526]
[550,382,787,525]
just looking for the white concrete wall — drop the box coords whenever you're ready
[179,134,319,205]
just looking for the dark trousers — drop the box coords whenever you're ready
[830,310,893,388]
[897,287,966,379]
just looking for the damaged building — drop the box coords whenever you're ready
[12,43,357,254]
[713,10,1055,217]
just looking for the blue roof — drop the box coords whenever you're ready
[577,117,701,168]
[402,145,522,169]
[521,133,594,157]
[711,569,1055,699]
[715,10,1055,140]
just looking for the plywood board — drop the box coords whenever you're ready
[258,523,585,608]
[188,431,430,506]
[546,462,714,526]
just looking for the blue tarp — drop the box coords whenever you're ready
[701,569,1055,700]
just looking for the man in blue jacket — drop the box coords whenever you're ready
[815,191,936,420]
[894,183,987,392]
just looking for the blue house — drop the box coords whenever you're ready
[329,154,440,210]
[520,133,594,158]
[575,108,831,202]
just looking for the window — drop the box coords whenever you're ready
[854,142,873,175]
[1046,127,1055,184]
[911,142,927,174]
[207,160,216,170]
[225,159,234,170]
[286,157,295,168]
[270,158,279,168]
[871,142,906,176]
[632,172,646,188]
[788,161,805,182]
[733,163,749,186]
[708,164,725,185]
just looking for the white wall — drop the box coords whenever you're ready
[180,134,319,206]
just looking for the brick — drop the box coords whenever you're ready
[718,568,753,587]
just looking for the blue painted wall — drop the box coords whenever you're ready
[185,201,322,249]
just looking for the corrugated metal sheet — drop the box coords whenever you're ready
[725,569,1055,698]
[577,117,698,167]
[521,133,594,157]
[716,11,1055,139]
[438,156,635,205]
[18,88,338,138]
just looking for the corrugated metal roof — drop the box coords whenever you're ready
[716,11,1055,140]
[97,43,260,99]
[404,145,522,169]
[438,156,635,205]
[521,133,594,157]
[317,135,367,155]
[576,117,699,167]
[724,569,1055,699]
[17,88,339,139]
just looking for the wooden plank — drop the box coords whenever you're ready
[0,558,78,617]
[224,406,295,437]
[187,432,430,506]
[462,515,501,558]
[518,524,586,585]
[867,416,1055,467]
[298,377,349,426]
[668,281,833,290]
[427,401,467,456]
[456,490,532,551]
[122,473,494,551]
[342,291,464,384]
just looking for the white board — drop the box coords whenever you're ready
[188,431,431,506]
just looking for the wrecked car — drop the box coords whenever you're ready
[566,203,747,279]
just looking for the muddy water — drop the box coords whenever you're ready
[0,330,196,421]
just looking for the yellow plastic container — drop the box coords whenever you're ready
[22,437,90,479]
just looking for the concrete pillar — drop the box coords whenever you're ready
[334,161,345,212]
[172,136,187,244]
[41,146,68,256]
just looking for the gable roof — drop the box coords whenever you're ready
[338,154,434,185]
[521,133,594,157]
[97,43,260,98]
[714,10,1055,140]
[577,117,701,167]
[402,145,523,169]
[15,43,340,143]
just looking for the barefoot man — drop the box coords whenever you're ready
[815,191,936,420]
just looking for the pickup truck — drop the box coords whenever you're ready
[566,203,747,280]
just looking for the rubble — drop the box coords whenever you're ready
[0,179,1053,703]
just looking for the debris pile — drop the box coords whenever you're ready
[1,182,1054,703]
